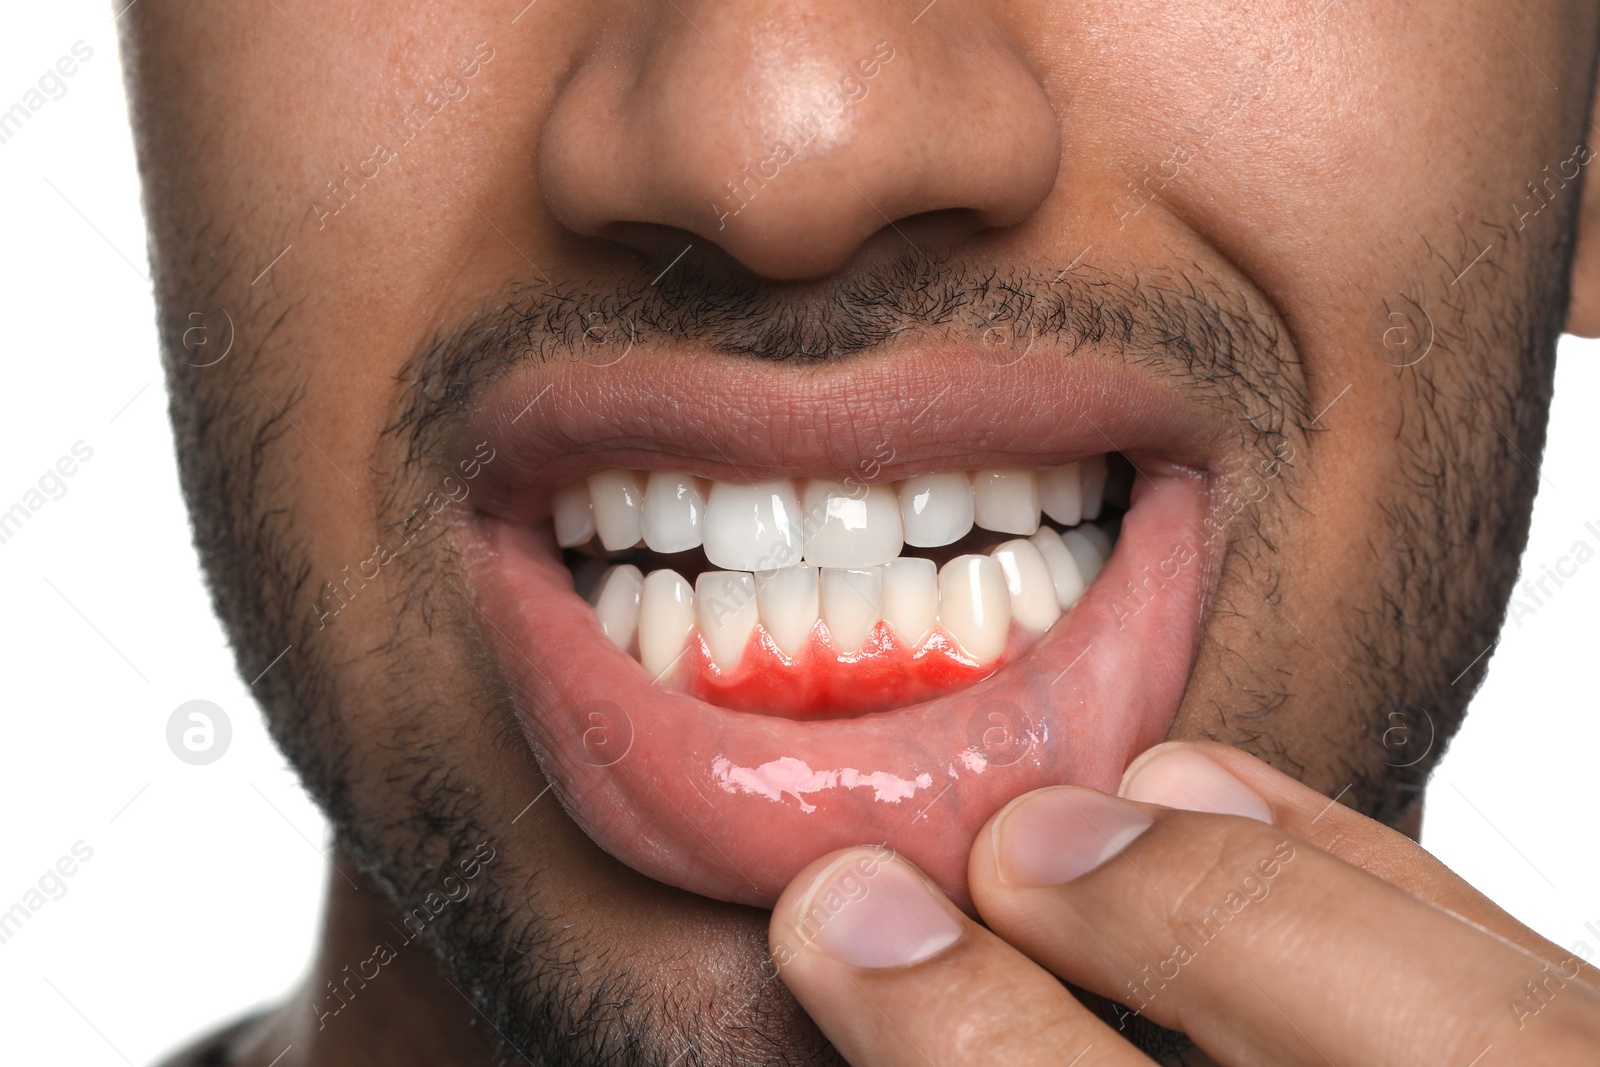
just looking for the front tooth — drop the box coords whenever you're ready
[972,469,1040,535]
[588,469,645,551]
[704,480,804,572]
[1080,454,1109,521]
[695,571,759,672]
[802,481,903,568]
[990,539,1062,632]
[552,482,596,547]
[755,564,819,659]
[591,565,643,650]
[638,568,695,679]
[1037,463,1083,526]
[898,471,975,548]
[821,567,883,654]
[1030,528,1086,609]
[938,554,1012,662]
[642,470,707,553]
[880,557,937,648]
[1062,528,1108,583]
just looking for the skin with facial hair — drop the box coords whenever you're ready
[119,1,1600,1064]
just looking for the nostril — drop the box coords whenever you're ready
[538,6,1061,280]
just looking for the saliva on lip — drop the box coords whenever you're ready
[559,459,1121,718]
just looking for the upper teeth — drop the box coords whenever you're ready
[900,471,974,547]
[553,457,1109,568]
[640,470,707,554]
[703,480,805,572]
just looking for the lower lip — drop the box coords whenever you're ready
[470,468,1213,909]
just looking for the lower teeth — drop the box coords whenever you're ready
[579,516,1117,682]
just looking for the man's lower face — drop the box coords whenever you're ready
[124,0,1590,1061]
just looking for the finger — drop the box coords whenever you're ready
[1122,741,1599,986]
[770,845,1151,1067]
[968,782,1600,1067]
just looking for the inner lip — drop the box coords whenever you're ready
[554,457,1134,718]
[458,352,1227,908]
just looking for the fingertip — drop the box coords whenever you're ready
[981,785,1155,889]
[1117,742,1275,823]
[1117,739,1192,791]
[771,846,964,973]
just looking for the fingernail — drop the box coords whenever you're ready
[1120,746,1274,823]
[793,850,962,969]
[992,787,1154,887]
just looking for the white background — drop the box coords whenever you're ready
[2,4,1596,1064]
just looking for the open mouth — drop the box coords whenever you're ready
[462,354,1225,909]
[558,458,1127,718]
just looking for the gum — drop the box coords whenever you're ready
[681,622,1016,718]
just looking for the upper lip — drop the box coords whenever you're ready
[458,344,1234,908]
[464,348,1229,524]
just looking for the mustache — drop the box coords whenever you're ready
[389,250,1307,465]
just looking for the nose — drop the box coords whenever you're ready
[539,1,1061,279]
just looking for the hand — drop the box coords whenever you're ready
[768,741,1600,1066]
